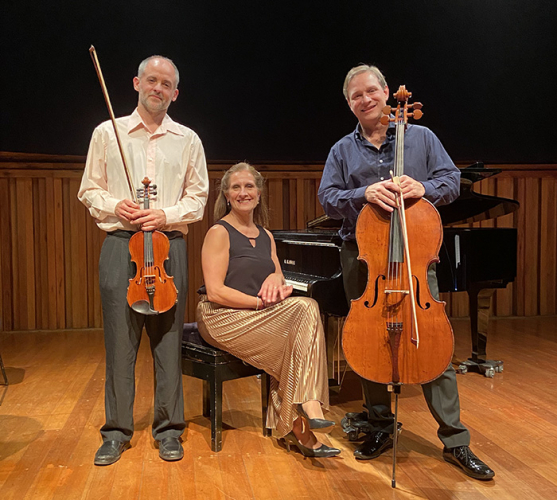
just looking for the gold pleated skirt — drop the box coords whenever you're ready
[196,295,329,437]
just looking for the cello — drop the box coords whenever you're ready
[341,86,454,486]
[89,46,178,315]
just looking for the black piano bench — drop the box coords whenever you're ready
[181,323,272,452]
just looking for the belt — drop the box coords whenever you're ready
[108,230,184,240]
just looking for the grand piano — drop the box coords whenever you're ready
[272,163,519,378]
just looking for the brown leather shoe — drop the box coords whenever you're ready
[94,440,130,466]
[443,446,495,480]
[158,437,184,461]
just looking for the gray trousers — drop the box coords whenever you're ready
[99,231,188,443]
[341,240,470,448]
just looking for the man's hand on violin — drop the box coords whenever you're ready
[365,176,425,212]
[115,199,140,221]
[258,274,293,308]
[130,209,167,232]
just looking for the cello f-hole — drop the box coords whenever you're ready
[364,275,386,308]
[413,275,431,310]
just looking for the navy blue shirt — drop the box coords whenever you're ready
[318,123,460,241]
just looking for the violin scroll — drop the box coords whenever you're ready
[137,177,158,204]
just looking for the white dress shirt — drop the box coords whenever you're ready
[78,109,209,234]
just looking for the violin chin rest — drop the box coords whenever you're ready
[131,300,159,316]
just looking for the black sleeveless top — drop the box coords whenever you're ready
[217,219,275,296]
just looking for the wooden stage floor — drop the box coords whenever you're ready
[1,316,557,499]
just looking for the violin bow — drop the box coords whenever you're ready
[89,45,138,204]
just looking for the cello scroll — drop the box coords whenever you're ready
[380,85,423,126]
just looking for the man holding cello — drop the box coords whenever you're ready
[318,64,495,480]
[79,55,209,465]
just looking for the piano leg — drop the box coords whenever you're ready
[324,313,345,388]
[455,286,503,378]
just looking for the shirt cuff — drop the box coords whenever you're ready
[421,180,434,200]
[161,206,179,225]
[104,197,120,216]
[161,207,174,225]
[353,186,368,206]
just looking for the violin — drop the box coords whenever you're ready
[127,178,178,315]
[342,85,454,386]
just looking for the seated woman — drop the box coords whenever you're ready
[196,162,340,458]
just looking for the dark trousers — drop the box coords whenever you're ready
[341,240,470,448]
[99,231,188,443]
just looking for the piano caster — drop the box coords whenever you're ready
[341,411,373,441]
[458,359,504,378]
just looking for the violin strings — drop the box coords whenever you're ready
[147,189,153,280]
[144,185,153,286]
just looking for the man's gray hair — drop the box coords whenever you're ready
[137,55,180,87]
[343,64,387,99]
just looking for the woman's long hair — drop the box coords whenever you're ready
[214,162,270,227]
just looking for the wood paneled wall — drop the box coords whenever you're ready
[1,152,556,332]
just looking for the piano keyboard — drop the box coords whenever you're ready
[284,279,309,292]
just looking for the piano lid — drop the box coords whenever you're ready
[306,213,342,230]
[437,162,520,226]
[307,162,519,228]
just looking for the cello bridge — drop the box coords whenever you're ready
[386,321,403,333]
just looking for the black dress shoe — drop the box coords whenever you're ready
[283,432,341,458]
[158,437,184,461]
[297,405,335,432]
[354,430,392,460]
[94,440,130,466]
[353,423,402,460]
[443,446,495,480]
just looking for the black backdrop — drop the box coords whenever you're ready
[2,0,556,163]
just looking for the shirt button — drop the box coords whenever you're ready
[380,177,384,181]
[379,160,383,163]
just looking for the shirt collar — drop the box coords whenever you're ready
[127,108,184,136]
[353,120,397,143]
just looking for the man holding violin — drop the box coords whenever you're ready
[318,64,495,480]
[79,55,209,465]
